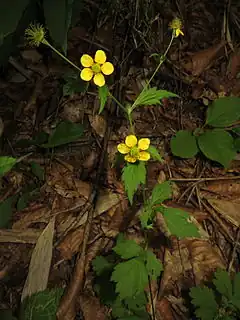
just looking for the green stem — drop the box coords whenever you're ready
[108,92,126,113]
[42,39,82,73]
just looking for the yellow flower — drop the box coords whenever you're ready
[80,50,114,87]
[25,23,46,47]
[169,18,184,37]
[117,135,151,163]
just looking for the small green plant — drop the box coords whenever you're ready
[190,269,240,320]
[170,96,240,167]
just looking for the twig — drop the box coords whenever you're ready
[170,175,240,182]
[227,227,240,272]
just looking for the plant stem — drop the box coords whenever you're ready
[108,92,126,113]
[42,39,82,73]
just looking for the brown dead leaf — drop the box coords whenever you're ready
[203,180,240,199]
[88,114,107,138]
[183,41,226,76]
[227,51,240,79]
[21,218,55,302]
[155,298,174,320]
[79,295,108,320]
[0,229,42,244]
[208,198,240,227]
[57,227,85,260]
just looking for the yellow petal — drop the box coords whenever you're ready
[138,151,150,161]
[125,135,137,148]
[138,138,150,150]
[80,68,93,81]
[101,62,114,75]
[175,28,184,37]
[93,73,105,87]
[125,155,137,163]
[95,50,106,64]
[117,143,130,154]
[80,54,94,67]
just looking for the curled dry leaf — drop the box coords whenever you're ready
[57,227,85,260]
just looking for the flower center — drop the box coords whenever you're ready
[129,146,139,158]
[91,63,101,73]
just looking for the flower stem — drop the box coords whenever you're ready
[42,39,82,73]
[108,92,126,113]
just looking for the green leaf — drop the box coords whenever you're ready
[147,145,162,161]
[143,250,163,280]
[111,296,129,318]
[92,256,114,276]
[134,87,178,107]
[140,205,154,229]
[159,206,200,239]
[20,288,64,320]
[63,72,88,96]
[125,292,147,313]
[98,85,109,114]
[0,196,16,228]
[234,137,240,152]
[0,1,30,39]
[111,258,148,299]
[122,162,146,204]
[170,130,199,158]
[206,96,240,128]
[43,0,74,53]
[213,269,233,300]
[190,286,219,320]
[197,129,236,168]
[232,272,240,309]
[0,156,17,176]
[30,162,45,181]
[15,132,49,148]
[113,235,144,260]
[42,121,84,148]
[150,181,172,205]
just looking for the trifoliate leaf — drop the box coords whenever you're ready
[158,206,200,239]
[197,129,236,168]
[113,236,144,259]
[122,162,146,204]
[134,87,178,107]
[111,258,148,299]
[20,288,64,320]
[206,96,240,128]
[98,85,109,114]
[92,256,114,276]
[170,130,199,158]
[0,156,17,176]
[143,250,163,280]
[147,146,162,161]
[190,286,218,320]
[213,269,233,300]
[232,272,240,309]
[150,181,172,205]
[42,121,84,148]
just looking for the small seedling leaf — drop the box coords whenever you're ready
[159,206,200,239]
[113,235,144,259]
[42,121,84,148]
[198,129,236,168]
[0,156,17,176]
[170,130,199,158]
[122,162,146,204]
[206,96,240,128]
[190,286,218,320]
[98,85,109,114]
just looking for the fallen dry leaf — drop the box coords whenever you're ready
[21,218,55,301]
[155,297,174,320]
[0,229,42,244]
[79,294,108,320]
[57,227,85,260]
[88,114,107,138]
[203,180,240,200]
[208,198,240,227]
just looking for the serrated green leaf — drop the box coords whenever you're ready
[113,236,144,260]
[63,72,88,96]
[122,162,146,204]
[125,292,147,313]
[98,85,108,114]
[111,296,129,318]
[0,156,17,176]
[150,181,172,205]
[30,162,44,181]
[140,205,154,229]
[213,269,233,300]
[190,286,218,320]
[134,87,178,108]
[197,129,236,168]
[42,121,84,148]
[111,258,148,299]
[170,130,199,158]
[206,96,240,128]
[20,288,64,320]
[0,196,16,228]
[43,0,74,53]
[92,256,114,276]
[143,250,163,280]
[232,272,240,309]
[159,206,200,239]
[0,1,30,39]
[147,145,162,161]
